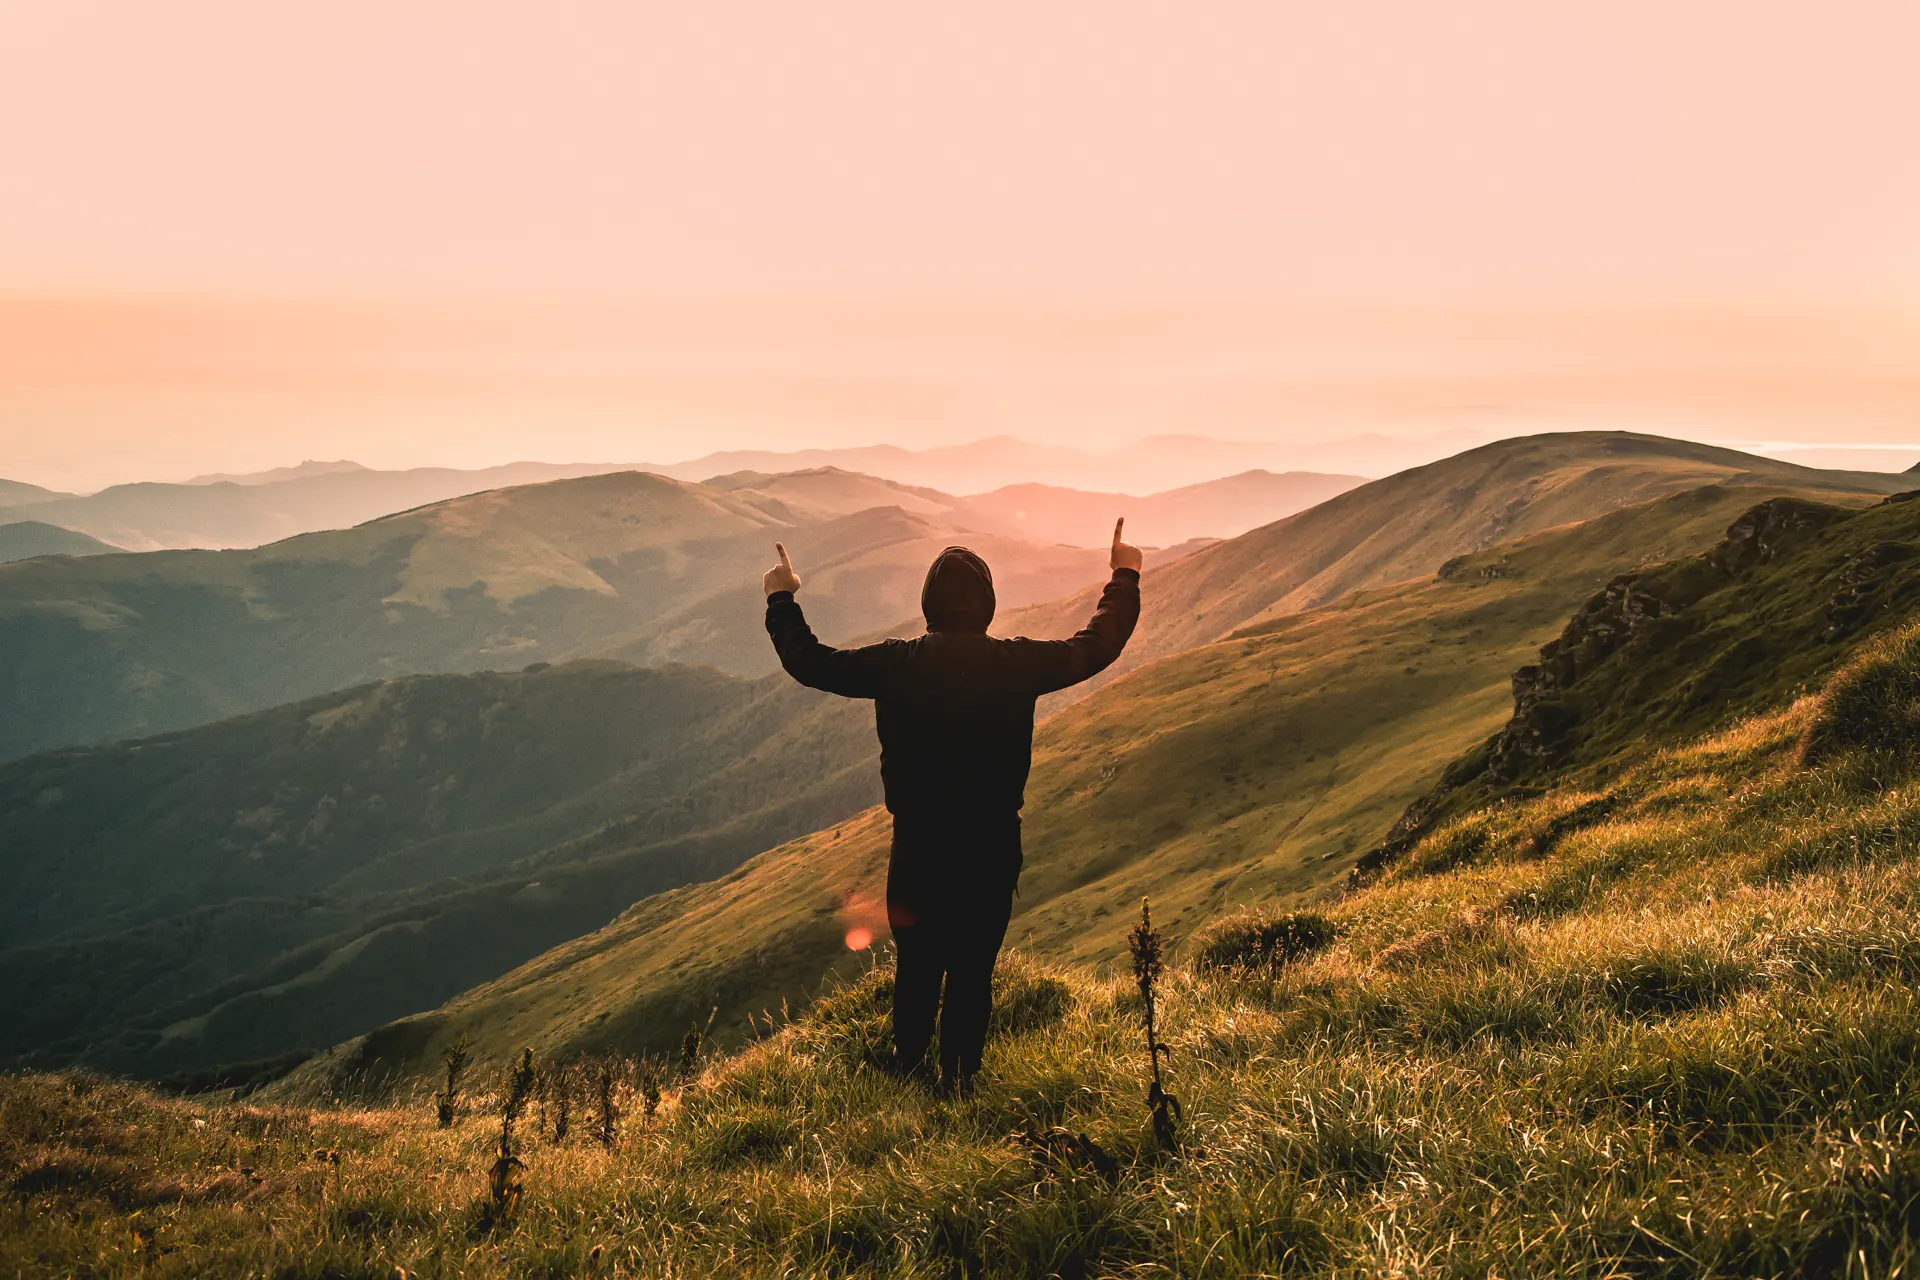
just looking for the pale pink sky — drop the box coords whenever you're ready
[4,0,1917,299]
[1,2,1916,488]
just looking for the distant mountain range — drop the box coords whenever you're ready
[1,466,1201,760]
[649,433,1442,495]
[0,478,71,507]
[0,434,1397,553]
[8,428,1909,1083]
[12,430,1907,558]
[0,461,644,552]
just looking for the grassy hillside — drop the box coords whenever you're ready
[16,605,1920,1275]
[0,469,1114,760]
[999,431,1908,701]
[0,520,118,562]
[0,661,880,1078]
[307,480,1850,1087]
[1365,486,1920,869]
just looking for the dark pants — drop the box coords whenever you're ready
[887,815,1020,1088]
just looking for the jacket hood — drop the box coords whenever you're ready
[921,546,996,633]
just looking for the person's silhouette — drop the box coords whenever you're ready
[763,521,1142,1093]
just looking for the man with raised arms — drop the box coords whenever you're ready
[763,521,1143,1094]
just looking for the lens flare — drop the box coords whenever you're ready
[845,927,874,951]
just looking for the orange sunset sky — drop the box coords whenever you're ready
[1,1,1915,491]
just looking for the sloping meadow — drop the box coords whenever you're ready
[11,622,1920,1276]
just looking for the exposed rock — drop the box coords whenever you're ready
[1708,497,1848,576]
[1354,494,1867,881]
[1824,541,1920,641]
[1486,574,1676,781]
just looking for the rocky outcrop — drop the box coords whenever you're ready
[1708,497,1849,576]
[1824,541,1920,642]
[1485,574,1677,781]
[1355,494,1856,882]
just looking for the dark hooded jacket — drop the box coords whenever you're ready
[765,546,1140,824]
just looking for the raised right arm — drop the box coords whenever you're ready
[764,590,898,699]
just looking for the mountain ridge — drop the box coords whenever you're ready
[1000,430,1912,702]
[0,468,1142,760]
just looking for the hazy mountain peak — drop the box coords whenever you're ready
[0,478,74,508]
[185,459,370,486]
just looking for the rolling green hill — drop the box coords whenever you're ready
[37,488,1920,1278]
[0,660,880,1077]
[302,475,1893,1087]
[0,468,1120,761]
[999,431,1909,701]
[0,520,118,563]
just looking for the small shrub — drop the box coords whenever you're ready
[1191,909,1338,974]
[481,1049,536,1231]
[1128,897,1181,1150]
[678,1009,716,1084]
[638,1059,663,1122]
[434,1036,469,1129]
[592,1059,622,1150]
[542,1060,572,1144]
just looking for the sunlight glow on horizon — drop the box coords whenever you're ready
[0,3,1914,488]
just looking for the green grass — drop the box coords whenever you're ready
[1379,486,1920,864]
[0,661,879,1078]
[13,633,1920,1275]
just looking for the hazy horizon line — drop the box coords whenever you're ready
[14,427,1920,498]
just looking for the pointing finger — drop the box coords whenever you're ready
[776,542,792,570]
[1112,517,1125,546]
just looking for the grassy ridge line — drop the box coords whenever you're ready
[999,430,1909,705]
[13,626,1920,1275]
[290,480,1855,1092]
